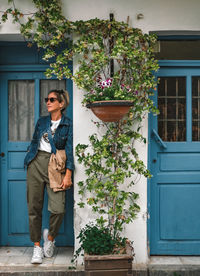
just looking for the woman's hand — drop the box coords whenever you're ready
[61,169,72,190]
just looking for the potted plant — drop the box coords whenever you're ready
[44,18,159,121]
[72,223,133,275]
[1,4,158,120]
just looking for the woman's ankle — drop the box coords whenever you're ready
[34,241,40,247]
[48,235,54,242]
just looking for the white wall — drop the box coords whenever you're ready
[62,0,200,33]
[1,0,200,265]
[2,0,200,34]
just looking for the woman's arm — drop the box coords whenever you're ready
[65,120,74,171]
[62,120,74,189]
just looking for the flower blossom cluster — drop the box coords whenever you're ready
[90,75,139,97]
[97,76,112,89]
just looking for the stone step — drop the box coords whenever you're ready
[0,269,85,276]
[148,265,200,276]
[1,247,200,276]
[1,267,200,276]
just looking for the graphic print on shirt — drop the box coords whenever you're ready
[39,119,61,153]
[42,128,56,143]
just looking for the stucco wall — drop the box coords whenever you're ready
[2,0,200,34]
[62,0,200,33]
[1,0,200,265]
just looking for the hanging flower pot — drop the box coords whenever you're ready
[86,100,134,122]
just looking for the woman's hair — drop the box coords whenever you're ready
[48,89,70,113]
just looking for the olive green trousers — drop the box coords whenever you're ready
[27,150,66,243]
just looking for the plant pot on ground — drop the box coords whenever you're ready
[75,223,134,276]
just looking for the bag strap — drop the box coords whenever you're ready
[47,127,57,154]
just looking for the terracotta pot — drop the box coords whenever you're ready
[86,100,134,122]
[84,243,134,276]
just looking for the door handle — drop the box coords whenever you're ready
[152,129,167,149]
[0,152,5,157]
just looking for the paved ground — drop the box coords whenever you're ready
[150,255,200,265]
[0,247,74,266]
[0,246,83,273]
[1,247,200,275]
[149,256,200,276]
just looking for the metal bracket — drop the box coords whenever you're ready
[152,129,167,149]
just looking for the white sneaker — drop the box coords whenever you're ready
[43,228,55,258]
[31,246,44,264]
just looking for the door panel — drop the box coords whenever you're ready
[0,72,73,246]
[149,68,200,255]
[159,184,200,240]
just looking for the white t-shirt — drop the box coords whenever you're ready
[39,119,61,153]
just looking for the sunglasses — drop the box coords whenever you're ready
[45,97,58,103]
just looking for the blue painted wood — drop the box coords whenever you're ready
[160,185,200,240]
[0,43,39,65]
[0,64,73,72]
[9,180,29,234]
[0,73,8,246]
[35,78,40,123]
[158,35,200,41]
[0,69,74,246]
[0,41,73,66]
[158,60,200,67]
[186,75,192,142]
[149,66,200,255]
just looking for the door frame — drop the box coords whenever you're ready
[148,51,200,255]
[148,34,200,254]
[0,63,74,246]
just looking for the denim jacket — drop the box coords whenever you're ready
[24,114,74,171]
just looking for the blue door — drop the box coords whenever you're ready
[0,71,74,246]
[149,65,200,255]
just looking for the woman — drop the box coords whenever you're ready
[24,89,74,264]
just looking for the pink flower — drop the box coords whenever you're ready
[106,78,112,86]
[97,78,113,89]
[100,81,107,88]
